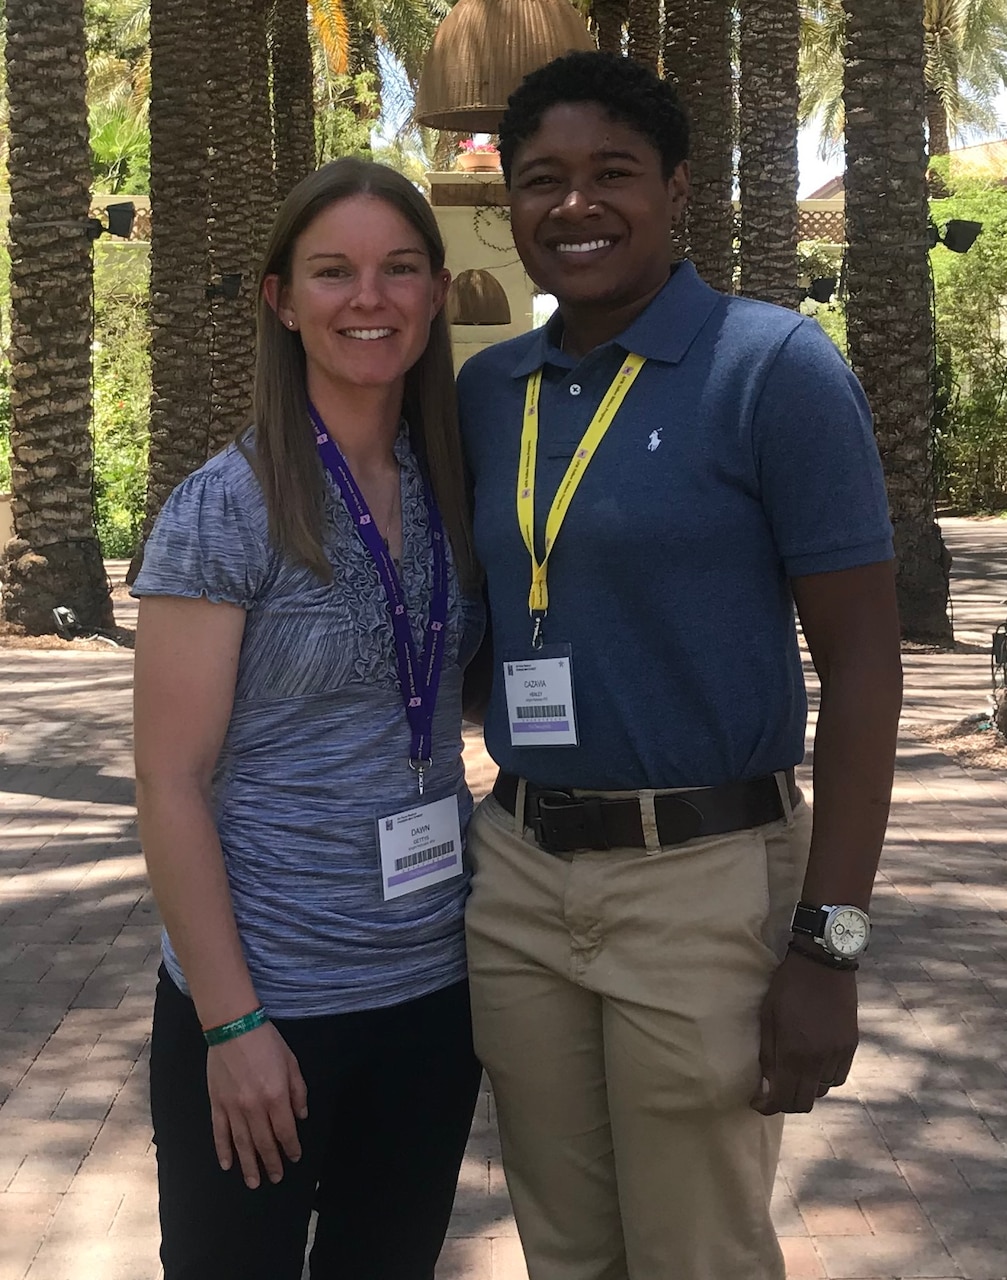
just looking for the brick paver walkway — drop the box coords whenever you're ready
[2,519,1006,1280]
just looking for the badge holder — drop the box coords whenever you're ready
[502,642,579,747]
[376,794,463,901]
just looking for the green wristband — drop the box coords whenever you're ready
[203,1006,269,1046]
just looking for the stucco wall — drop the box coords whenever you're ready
[0,493,13,549]
[429,172,538,372]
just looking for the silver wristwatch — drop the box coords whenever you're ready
[791,901,871,960]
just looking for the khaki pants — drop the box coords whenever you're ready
[465,789,813,1280]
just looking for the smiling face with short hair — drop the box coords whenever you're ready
[508,102,689,353]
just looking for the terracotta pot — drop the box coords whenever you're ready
[455,151,501,173]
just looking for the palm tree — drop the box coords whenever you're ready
[590,0,626,55]
[738,0,800,307]
[207,0,276,455]
[138,0,213,562]
[271,0,316,198]
[803,0,1007,157]
[664,0,734,292]
[844,0,952,640]
[628,0,660,71]
[1,0,114,634]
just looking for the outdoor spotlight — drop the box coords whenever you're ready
[927,223,941,250]
[808,277,837,304]
[207,273,243,300]
[105,202,136,239]
[84,202,137,241]
[942,219,983,254]
[51,604,122,646]
[52,606,82,640]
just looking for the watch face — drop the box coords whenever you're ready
[827,907,870,956]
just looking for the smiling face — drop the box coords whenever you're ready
[508,102,689,334]
[267,193,450,402]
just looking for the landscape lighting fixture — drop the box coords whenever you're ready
[206,273,243,300]
[807,276,837,304]
[942,219,983,254]
[85,201,137,241]
[929,219,983,253]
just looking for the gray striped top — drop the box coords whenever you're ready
[132,434,483,1018]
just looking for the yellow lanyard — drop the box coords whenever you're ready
[518,353,646,643]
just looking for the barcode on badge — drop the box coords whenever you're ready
[395,839,456,872]
[516,704,567,719]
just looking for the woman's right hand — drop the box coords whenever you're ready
[206,1021,309,1188]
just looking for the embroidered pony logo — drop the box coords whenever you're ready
[647,429,663,452]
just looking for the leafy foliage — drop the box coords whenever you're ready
[930,172,1007,509]
[91,244,151,558]
[800,0,1007,157]
[85,0,151,193]
[90,101,150,192]
[316,69,380,162]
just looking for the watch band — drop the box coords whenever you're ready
[787,938,860,972]
[791,901,829,938]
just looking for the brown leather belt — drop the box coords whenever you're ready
[492,769,798,855]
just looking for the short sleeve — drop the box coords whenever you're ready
[754,319,894,578]
[131,455,271,607]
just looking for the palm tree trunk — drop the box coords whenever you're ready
[271,0,316,199]
[628,0,660,72]
[926,87,950,155]
[207,0,277,455]
[346,6,380,143]
[844,0,952,642]
[139,0,213,557]
[664,0,735,293]
[738,0,800,308]
[591,0,627,56]
[0,0,113,634]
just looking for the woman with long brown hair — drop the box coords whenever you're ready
[132,159,482,1280]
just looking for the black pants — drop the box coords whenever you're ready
[150,968,482,1280]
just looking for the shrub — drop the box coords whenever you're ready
[91,240,150,557]
[930,175,1007,511]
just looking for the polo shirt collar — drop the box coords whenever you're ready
[508,260,720,379]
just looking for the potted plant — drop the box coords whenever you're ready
[455,138,501,173]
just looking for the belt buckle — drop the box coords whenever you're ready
[532,791,610,854]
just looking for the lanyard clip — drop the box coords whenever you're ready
[409,757,433,796]
[530,611,546,651]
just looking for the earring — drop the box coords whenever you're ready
[287,320,295,329]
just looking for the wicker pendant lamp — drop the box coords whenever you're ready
[446,269,512,324]
[416,0,595,134]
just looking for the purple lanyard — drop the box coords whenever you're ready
[309,404,449,796]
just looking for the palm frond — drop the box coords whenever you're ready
[801,0,1007,155]
[112,0,151,47]
[370,0,445,83]
[309,0,351,75]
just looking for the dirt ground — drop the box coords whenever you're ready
[0,621,134,651]
[903,711,1007,772]
[0,578,135,650]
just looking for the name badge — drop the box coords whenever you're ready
[377,794,463,900]
[503,645,579,747]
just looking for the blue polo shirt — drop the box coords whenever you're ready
[458,261,893,790]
